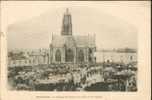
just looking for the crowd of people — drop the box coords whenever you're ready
[8,62,137,91]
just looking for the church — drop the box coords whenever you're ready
[49,9,96,64]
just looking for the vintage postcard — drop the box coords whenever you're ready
[0,1,151,100]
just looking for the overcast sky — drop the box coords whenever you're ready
[1,1,150,50]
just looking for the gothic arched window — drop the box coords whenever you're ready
[66,49,74,62]
[130,56,133,60]
[89,48,93,62]
[78,50,84,62]
[55,49,61,62]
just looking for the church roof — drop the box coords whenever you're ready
[51,35,95,48]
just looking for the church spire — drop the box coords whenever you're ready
[61,8,72,35]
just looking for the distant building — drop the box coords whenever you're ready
[49,9,96,64]
[95,49,137,64]
[8,49,49,67]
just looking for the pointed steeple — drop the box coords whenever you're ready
[61,8,72,35]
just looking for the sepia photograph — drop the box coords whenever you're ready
[0,1,151,100]
[6,4,137,92]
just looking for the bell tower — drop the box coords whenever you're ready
[61,8,72,35]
